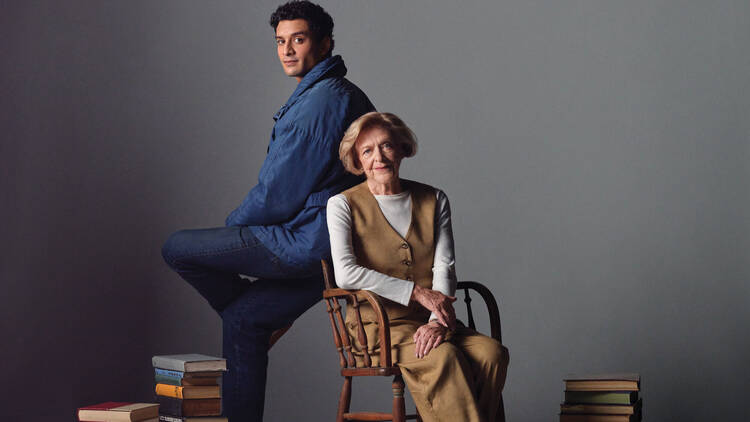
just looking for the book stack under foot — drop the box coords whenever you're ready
[77,402,159,422]
[560,373,642,422]
[152,354,228,422]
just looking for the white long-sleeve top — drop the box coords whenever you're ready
[326,188,457,322]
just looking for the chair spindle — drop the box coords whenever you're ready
[351,300,372,367]
[325,298,347,368]
[333,298,357,368]
[463,288,477,331]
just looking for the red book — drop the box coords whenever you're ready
[77,402,159,422]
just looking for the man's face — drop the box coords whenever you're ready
[275,19,329,82]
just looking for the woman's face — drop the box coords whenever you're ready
[355,126,403,186]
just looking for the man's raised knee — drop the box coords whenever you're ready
[161,229,189,268]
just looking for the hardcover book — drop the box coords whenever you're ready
[155,368,221,386]
[560,413,640,422]
[77,402,159,422]
[152,354,227,372]
[155,383,221,399]
[155,374,221,386]
[158,416,227,422]
[156,396,221,417]
[561,398,642,415]
[155,369,224,378]
[564,373,640,392]
[564,391,639,405]
[83,419,158,422]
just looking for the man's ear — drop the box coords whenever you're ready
[319,37,332,58]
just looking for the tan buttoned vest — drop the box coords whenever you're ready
[342,179,437,324]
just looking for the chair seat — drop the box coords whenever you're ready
[342,412,420,421]
[341,366,402,377]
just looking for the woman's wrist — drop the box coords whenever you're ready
[410,284,424,302]
[427,319,443,328]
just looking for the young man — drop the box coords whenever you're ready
[161,2,374,420]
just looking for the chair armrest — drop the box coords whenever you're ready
[323,288,394,368]
[456,281,502,343]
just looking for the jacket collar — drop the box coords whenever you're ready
[273,55,347,121]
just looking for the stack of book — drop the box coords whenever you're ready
[560,373,642,422]
[152,354,228,422]
[77,402,159,422]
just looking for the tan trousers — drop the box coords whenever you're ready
[395,325,509,422]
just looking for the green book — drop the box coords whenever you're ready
[564,391,638,405]
[155,373,184,386]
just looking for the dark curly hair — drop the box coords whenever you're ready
[269,1,335,58]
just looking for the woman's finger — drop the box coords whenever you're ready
[424,336,437,357]
[427,334,443,356]
[419,336,429,358]
[421,334,434,358]
[413,330,423,356]
[420,337,430,358]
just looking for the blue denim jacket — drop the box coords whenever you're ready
[225,55,374,271]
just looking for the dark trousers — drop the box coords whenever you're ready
[162,226,323,422]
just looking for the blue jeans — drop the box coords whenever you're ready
[162,226,323,422]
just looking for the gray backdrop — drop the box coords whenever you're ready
[2,1,748,420]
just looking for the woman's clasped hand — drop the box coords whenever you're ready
[411,284,456,357]
[411,284,457,330]
[413,320,448,358]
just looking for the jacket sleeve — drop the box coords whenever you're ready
[225,124,330,227]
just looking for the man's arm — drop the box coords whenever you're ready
[226,124,330,227]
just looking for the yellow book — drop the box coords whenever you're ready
[155,383,221,399]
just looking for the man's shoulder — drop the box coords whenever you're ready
[302,76,368,107]
[281,77,372,135]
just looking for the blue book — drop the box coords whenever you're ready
[155,368,185,378]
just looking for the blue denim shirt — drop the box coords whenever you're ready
[225,55,374,271]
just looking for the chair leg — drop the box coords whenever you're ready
[337,376,352,422]
[392,375,406,422]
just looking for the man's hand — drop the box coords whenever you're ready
[410,284,457,330]
[413,320,448,359]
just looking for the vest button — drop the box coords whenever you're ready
[401,243,409,249]
[402,260,411,266]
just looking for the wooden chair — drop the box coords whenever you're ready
[321,259,506,422]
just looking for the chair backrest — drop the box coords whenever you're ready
[455,281,503,344]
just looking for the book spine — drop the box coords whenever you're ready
[152,356,187,372]
[183,399,221,417]
[155,374,183,386]
[155,368,185,379]
[156,384,184,399]
[564,391,637,405]
[156,396,183,417]
[158,416,183,422]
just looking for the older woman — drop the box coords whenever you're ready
[326,112,509,422]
